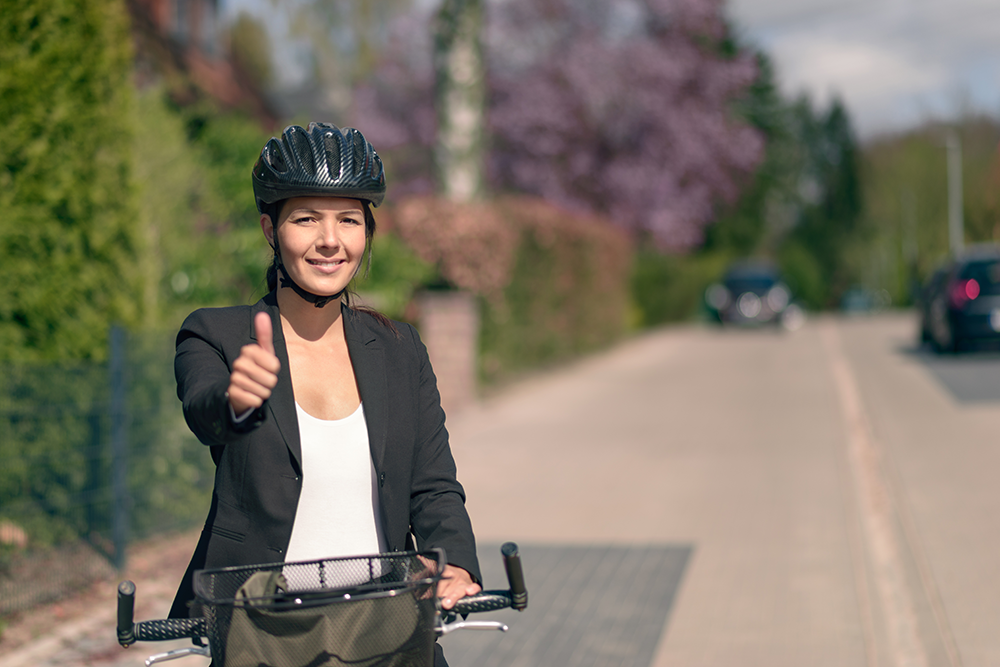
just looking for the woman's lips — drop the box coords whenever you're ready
[306,258,344,273]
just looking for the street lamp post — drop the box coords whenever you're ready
[946,129,964,257]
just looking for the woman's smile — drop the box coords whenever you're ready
[306,257,347,272]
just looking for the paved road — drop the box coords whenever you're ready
[9,311,1000,667]
[443,311,1000,667]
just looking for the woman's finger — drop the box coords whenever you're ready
[254,312,274,355]
[437,565,481,609]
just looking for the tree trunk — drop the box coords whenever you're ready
[433,0,486,202]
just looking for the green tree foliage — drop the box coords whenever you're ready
[229,11,274,87]
[704,52,798,256]
[782,98,864,308]
[859,115,1000,304]
[131,90,272,328]
[0,0,142,360]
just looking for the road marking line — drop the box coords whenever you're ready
[822,322,929,667]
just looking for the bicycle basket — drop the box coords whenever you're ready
[192,550,444,667]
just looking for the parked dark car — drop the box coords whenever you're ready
[917,266,949,345]
[922,245,1000,352]
[705,261,804,330]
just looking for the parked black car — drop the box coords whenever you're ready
[921,245,1000,352]
[705,261,804,330]
[917,266,949,345]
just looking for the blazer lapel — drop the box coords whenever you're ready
[344,307,388,472]
[251,294,302,472]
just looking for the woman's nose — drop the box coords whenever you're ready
[316,221,341,248]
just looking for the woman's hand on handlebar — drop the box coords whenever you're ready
[438,564,481,610]
[228,312,281,415]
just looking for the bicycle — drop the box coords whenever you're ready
[116,542,528,667]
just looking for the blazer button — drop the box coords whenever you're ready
[379,473,386,487]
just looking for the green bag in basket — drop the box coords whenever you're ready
[222,570,435,667]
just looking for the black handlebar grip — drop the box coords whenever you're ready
[134,618,206,642]
[452,591,513,615]
[117,580,136,647]
[500,542,528,611]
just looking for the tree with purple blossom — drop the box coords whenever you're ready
[487,0,765,251]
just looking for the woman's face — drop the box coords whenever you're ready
[262,196,368,298]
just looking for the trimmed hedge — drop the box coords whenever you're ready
[479,197,632,383]
[630,249,733,326]
[0,0,142,360]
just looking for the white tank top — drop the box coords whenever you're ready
[283,402,387,564]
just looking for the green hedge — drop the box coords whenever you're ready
[0,0,142,360]
[630,249,733,326]
[0,330,213,615]
[478,198,633,384]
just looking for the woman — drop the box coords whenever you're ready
[168,123,481,663]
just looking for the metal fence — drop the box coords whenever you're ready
[0,327,214,617]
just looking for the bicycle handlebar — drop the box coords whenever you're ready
[501,541,528,611]
[450,590,512,614]
[116,542,527,647]
[117,580,135,645]
[450,541,527,616]
[117,580,205,647]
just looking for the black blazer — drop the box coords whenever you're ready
[168,292,479,618]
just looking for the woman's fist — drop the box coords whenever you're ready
[227,312,281,415]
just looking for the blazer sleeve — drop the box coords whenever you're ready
[175,307,265,447]
[402,323,482,585]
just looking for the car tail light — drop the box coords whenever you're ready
[950,278,980,308]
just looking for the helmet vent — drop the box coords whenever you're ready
[265,139,287,173]
[352,130,367,176]
[287,128,316,177]
[323,131,343,182]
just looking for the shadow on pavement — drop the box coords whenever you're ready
[900,341,1000,404]
[441,543,693,667]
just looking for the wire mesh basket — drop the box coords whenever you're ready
[192,550,444,667]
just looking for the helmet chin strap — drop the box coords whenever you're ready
[278,264,344,308]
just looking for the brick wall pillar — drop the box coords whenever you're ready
[417,290,479,415]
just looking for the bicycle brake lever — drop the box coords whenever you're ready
[437,619,509,635]
[144,646,211,666]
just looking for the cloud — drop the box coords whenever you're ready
[727,0,1000,136]
[770,33,950,135]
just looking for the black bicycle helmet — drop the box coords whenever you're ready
[252,123,386,213]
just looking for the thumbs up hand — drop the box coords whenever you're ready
[228,312,281,415]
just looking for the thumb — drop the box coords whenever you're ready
[254,311,274,355]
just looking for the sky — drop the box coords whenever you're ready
[725,0,1000,139]
[221,0,1000,141]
